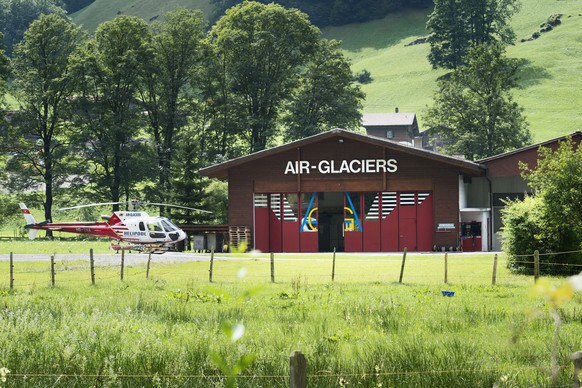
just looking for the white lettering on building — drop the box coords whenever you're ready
[284,159,398,175]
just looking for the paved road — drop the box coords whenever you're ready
[0,251,229,266]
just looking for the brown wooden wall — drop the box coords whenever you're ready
[228,136,464,249]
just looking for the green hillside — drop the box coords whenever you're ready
[71,0,214,31]
[71,0,582,142]
[323,0,582,142]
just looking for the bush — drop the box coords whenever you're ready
[354,69,372,84]
[502,196,582,275]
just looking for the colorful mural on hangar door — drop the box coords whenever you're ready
[253,192,433,253]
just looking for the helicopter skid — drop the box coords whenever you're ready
[110,243,169,254]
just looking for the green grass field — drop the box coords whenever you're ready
[1,244,582,387]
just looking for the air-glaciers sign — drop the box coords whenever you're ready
[284,159,398,175]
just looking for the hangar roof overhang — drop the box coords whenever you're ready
[199,128,487,180]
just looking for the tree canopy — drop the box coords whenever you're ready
[7,14,84,226]
[0,0,66,57]
[210,1,321,153]
[426,0,520,70]
[1,2,365,224]
[424,43,530,160]
[70,16,153,210]
[139,8,207,208]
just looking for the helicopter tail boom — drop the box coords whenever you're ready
[19,203,39,240]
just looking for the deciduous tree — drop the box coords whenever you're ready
[424,43,530,160]
[139,8,207,209]
[6,14,83,230]
[70,16,153,210]
[0,0,66,57]
[283,39,364,142]
[210,1,320,152]
[427,0,519,69]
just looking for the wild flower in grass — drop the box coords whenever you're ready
[211,322,255,388]
[533,278,574,309]
[374,365,382,387]
[152,372,161,388]
[339,377,349,386]
[531,274,579,386]
[0,367,9,383]
[237,267,248,279]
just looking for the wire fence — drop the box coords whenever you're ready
[2,354,582,388]
[2,248,582,290]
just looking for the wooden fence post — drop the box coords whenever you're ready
[445,253,449,284]
[120,250,125,281]
[571,351,582,388]
[332,248,336,282]
[50,255,55,287]
[90,249,95,286]
[534,249,540,282]
[9,252,14,291]
[399,247,407,284]
[271,252,275,283]
[146,253,152,279]
[289,350,307,388]
[209,249,214,283]
[492,254,498,286]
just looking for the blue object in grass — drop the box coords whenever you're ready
[441,291,455,297]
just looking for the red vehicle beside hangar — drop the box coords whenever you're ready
[199,129,486,253]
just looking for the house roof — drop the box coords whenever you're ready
[199,128,486,180]
[476,131,582,163]
[362,112,416,127]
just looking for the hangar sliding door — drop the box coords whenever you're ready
[268,194,283,252]
[253,194,269,252]
[300,192,318,252]
[282,194,300,252]
[344,192,363,252]
[398,193,417,251]
[363,193,381,252]
[416,192,433,251]
[396,192,433,252]
[381,192,399,251]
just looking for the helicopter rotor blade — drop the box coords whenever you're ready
[60,201,211,213]
[59,202,125,211]
[142,202,212,214]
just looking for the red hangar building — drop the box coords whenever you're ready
[199,128,488,253]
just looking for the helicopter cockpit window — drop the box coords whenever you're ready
[148,222,163,232]
[139,222,146,231]
[161,219,178,232]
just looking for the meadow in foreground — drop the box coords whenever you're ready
[0,247,581,387]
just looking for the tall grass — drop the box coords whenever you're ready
[1,250,581,386]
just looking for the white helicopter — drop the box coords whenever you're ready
[19,200,210,253]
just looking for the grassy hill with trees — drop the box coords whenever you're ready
[323,0,582,142]
[70,0,582,143]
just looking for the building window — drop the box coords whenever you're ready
[386,130,394,139]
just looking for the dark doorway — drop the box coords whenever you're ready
[318,192,344,252]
